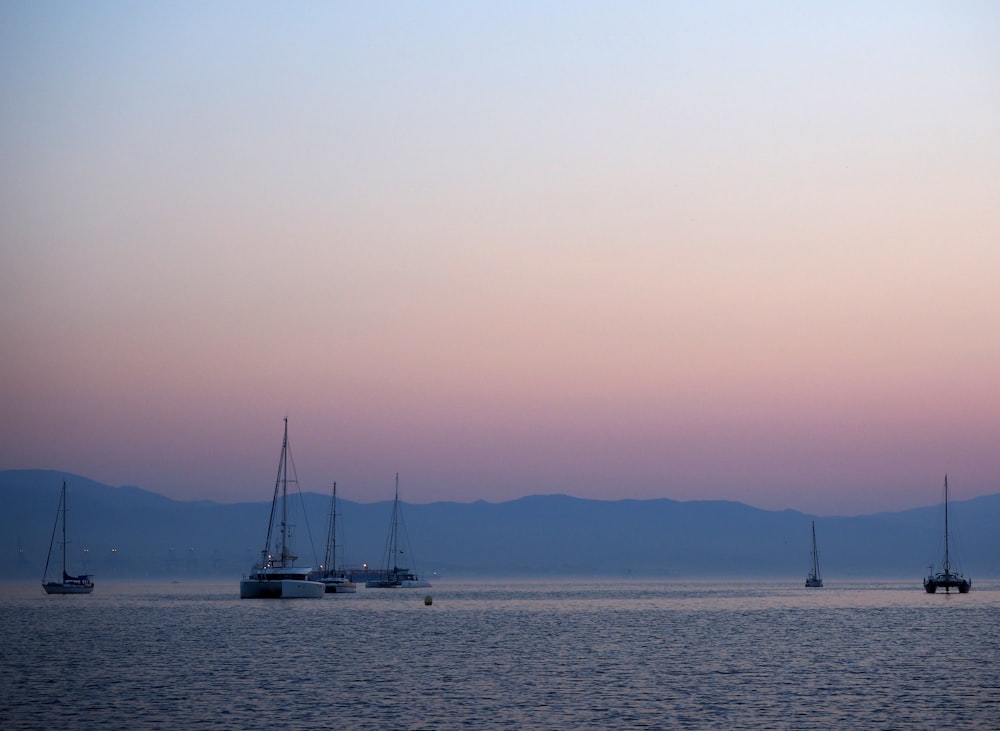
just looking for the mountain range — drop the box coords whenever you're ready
[3,469,997,580]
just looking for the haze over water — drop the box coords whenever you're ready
[2,579,997,730]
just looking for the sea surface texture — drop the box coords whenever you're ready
[1,580,997,730]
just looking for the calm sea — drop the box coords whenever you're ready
[0,579,997,730]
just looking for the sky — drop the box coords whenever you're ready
[2,2,999,515]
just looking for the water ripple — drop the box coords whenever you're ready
[0,580,997,730]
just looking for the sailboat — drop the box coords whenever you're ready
[805,521,823,588]
[923,475,971,594]
[313,482,356,593]
[365,473,431,588]
[240,419,325,599]
[42,481,94,595]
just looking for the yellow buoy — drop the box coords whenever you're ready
[424,595,433,606]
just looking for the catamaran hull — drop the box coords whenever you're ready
[924,575,971,594]
[43,582,94,595]
[365,579,432,589]
[321,580,357,593]
[240,579,324,599]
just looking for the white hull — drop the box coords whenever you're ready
[240,578,325,599]
[43,582,94,595]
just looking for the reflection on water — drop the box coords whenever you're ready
[1,580,997,730]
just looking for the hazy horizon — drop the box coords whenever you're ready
[5,467,996,520]
[6,467,998,582]
[3,3,998,515]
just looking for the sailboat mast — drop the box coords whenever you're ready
[261,419,288,567]
[61,481,68,576]
[943,475,950,574]
[811,521,820,577]
[324,482,337,571]
[280,417,289,564]
[389,473,399,573]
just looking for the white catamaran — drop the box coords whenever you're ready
[42,481,94,595]
[366,473,430,589]
[923,475,971,594]
[805,520,823,588]
[240,419,324,599]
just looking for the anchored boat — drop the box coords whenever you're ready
[923,475,971,594]
[313,482,356,593]
[240,419,324,599]
[42,481,94,595]
[366,473,430,589]
[805,520,823,588]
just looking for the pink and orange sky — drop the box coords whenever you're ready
[2,3,998,515]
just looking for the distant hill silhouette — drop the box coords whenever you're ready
[2,469,997,580]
